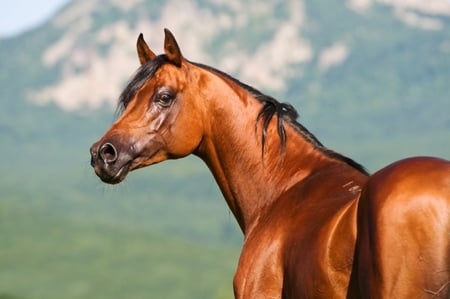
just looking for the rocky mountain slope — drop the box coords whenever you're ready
[1,0,448,169]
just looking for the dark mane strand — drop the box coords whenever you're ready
[117,55,168,115]
[191,61,368,175]
[256,98,298,154]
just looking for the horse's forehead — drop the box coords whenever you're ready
[152,64,189,89]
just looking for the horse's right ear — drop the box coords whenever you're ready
[137,33,156,65]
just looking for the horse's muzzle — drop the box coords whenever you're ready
[90,139,132,184]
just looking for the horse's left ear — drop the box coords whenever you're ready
[164,28,183,67]
[137,33,156,65]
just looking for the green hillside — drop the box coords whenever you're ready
[0,0,449,298]
[0,202,238,299]
[287,2,450,165]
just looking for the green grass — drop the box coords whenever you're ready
[0,202,239,299]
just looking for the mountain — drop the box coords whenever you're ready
[3,0,450,167]
[0,1,449,298]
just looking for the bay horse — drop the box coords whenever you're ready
[90,29,450,298]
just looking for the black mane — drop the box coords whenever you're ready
[117,56,368,175]
[192,62,368,175]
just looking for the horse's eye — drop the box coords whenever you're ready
[154,89,175,108]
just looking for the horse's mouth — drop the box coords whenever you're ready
[94,163,131,185]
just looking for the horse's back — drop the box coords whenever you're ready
[356,157,450,298]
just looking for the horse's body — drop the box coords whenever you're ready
[90,29,450,298]
[355,157,450,298]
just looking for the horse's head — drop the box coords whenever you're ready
[90,29,206,184]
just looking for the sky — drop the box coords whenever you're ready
[0,0,70,38]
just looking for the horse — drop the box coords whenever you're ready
[90,29,450,298]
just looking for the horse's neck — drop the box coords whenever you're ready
[195,86,333,234]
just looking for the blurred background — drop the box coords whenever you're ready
[1,0,449,298]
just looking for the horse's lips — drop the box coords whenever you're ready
[96,163,130,185]
[113,164,130,183]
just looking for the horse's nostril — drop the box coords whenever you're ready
[99,142,118,164]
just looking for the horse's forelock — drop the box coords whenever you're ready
[117,55,169,115]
